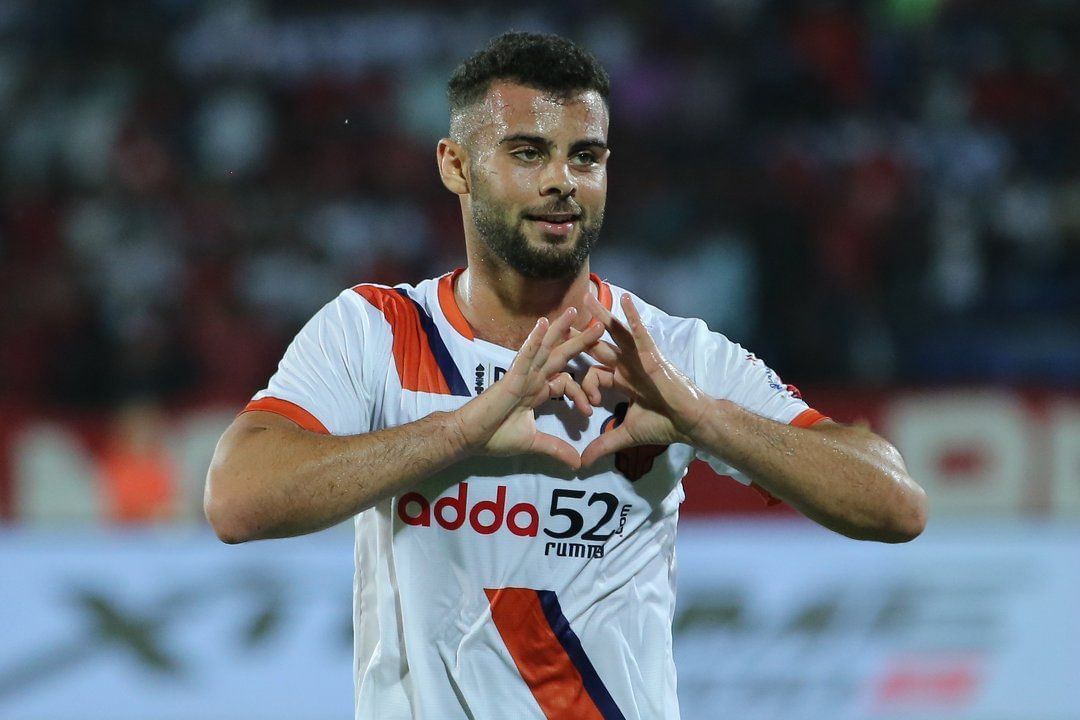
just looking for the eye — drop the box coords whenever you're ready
[571,151,598,166]
[512,147,541,162]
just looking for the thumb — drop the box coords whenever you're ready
[529,432,582,470]
[581,425,636,468]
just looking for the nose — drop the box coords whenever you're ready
[540,159,576,198]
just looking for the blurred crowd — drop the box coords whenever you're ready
[2,0,1078,416]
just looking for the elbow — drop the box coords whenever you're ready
[881,482,928,544]
[205,506,251,545]
[204,470,260,545]
[868,441,928,543]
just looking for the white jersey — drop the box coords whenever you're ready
[246,270,826,720]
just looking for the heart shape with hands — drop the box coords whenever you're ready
[452,292,714,470]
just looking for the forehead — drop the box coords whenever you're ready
[466,80,609,145]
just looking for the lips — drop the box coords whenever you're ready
[525,213,581,223]
[526,214,579,237]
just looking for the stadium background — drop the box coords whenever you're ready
[1,1,1077,718]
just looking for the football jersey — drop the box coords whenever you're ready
[245,269,826,720]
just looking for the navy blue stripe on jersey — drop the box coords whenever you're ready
[394,288,471,397]
[537,590,626,720]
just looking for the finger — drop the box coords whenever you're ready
[538,371,571,403]
[583,291,611,324]
[543,321,605,374]
[620,294,659,354]
[581,425,636,468]
[510,317,549,373]
[533,307,577,370]
[548,372,593,416]
[584,339,619,367]
[584,362,638,396]
[582,365,615,406]
[585,292,635,350]
[569,325,618,366]
[529,431,581,470]
[543,307,578,349]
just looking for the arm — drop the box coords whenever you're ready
[682,403,926,543]
[205,409,471,543]
[579,293,927,544]
[205,309,603,544]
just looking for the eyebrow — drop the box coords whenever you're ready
[499,133,609,152]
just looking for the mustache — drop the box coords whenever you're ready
[521,200,584,218]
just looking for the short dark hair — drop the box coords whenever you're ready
[447,31,610,132]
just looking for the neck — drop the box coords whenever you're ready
[455,257,597,349]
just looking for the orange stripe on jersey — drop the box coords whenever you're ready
[438,270,474,340]
[242,397,329,434]
[590,273,613,311]
[791,408,829,428]
[353,285,454,395]
[485,588,607,720]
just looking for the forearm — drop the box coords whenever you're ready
[688,400,927,542]
[205,410,470,543]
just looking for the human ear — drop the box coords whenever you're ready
[437,139,469,195]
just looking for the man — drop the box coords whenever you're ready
[205,32,927,720]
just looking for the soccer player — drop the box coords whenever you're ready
[205,32,927,720]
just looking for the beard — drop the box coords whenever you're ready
[470,173,604,280]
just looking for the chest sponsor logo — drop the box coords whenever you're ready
[396,483,631,560]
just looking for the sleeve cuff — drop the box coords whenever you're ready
[790,408,829,428]
[242,397,330,434]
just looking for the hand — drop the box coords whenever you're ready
[452,307,604,469]
[580,293,712,468]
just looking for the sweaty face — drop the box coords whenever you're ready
[461,83,609,280]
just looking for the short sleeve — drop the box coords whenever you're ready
[685,320,827,483]
[244,290,386,436]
